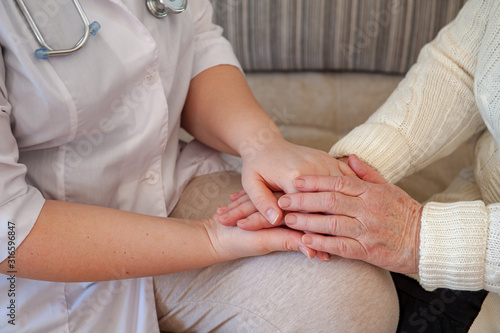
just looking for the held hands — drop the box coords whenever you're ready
[222,137,356,228]
[202,214,315,261]
[219,155,423,274]
[281,165,422,274]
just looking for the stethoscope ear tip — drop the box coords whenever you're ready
[35,47,50,60]
[33,21,100,59]
[89,21,101,36]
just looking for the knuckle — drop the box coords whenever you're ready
[313,236,326,250]
[282,238,295,252]
[302,214,314,229]
[296,193,308,208]
[252,211,268,223]
[323,192,338,209]
[306,176,320,191]
[251,194,268,207]
[337,239,349,255]
[234,194,251,205]
[326,215,338,235]
[332,176,347,192]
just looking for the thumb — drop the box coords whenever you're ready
[348,155,387,184]
[243,177,283,225]
[261,228,316,259]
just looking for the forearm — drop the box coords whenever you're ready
[0,200,218,282]
[181,65,283,156]
[330,1,487,183]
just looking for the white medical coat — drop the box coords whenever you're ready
[0,0,240,331]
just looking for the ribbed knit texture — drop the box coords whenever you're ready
[327,123,411,183]
[420,201,488,291]
[330,0,500,292]
[486,206,500,292]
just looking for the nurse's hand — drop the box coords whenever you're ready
[280,160,422,274]
[217,154,378,231]
[203,214,315,261]
[226,138,356,228]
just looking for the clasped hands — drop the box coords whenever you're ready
[219,152,422,274]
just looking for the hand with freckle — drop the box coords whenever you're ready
[217,155,423,273]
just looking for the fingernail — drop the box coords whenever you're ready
[219,213,229,221]
[278,197,291,209]
[303,234,313,245]
[294,178,305,189]
[320,253,330,262]
[285,214,297,225]
[266,209,280,225]
[299,246,312,259]
[238,218,248,225]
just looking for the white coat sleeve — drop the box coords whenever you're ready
[0,47,45,263]
[189,0,242,79]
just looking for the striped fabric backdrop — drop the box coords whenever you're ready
[209,0,467,73]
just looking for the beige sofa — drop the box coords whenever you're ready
[207,0,500,331]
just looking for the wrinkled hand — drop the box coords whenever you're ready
[279,157,422,274]
[217,155,383,230]
[202,214,315,261]
[222,138,356,228]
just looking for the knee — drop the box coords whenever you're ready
[267,255,399,332]
[330,259,399,333]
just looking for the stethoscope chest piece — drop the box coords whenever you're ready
[147,0,188,18]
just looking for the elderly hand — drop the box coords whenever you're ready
[221,138,356,229]
[280,156,422,274]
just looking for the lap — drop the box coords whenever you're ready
[155,172,399,332]
[154,252,398,332]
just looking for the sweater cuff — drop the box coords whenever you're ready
[486,205,500,292]
[419,201,489,291]
[329,123,411,183]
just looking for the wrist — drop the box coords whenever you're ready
[200,217,232,263]
[236,120,285,159]
[411,204,423,274]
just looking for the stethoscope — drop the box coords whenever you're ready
[15,0,188,59]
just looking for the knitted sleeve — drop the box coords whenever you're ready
[329,0,489,183]
[419,201,500,292]
[329,0,500,292]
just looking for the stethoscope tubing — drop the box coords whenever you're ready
[14,0,187,59]
[15,0,100,59]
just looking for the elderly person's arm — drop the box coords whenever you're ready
[290,0,500,292]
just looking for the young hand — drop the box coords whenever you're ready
[202,214,315,261]
[233,138,356,228]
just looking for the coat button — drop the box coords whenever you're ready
[144,69,159,86]
[145,170,160,185]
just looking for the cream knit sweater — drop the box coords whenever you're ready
[330,0,500,293]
